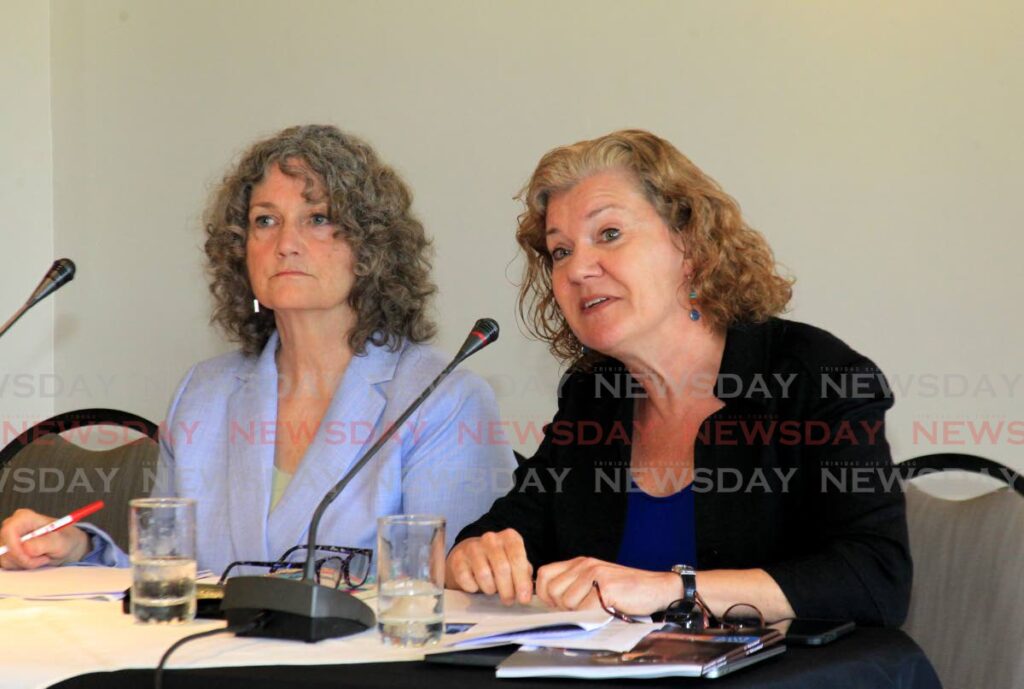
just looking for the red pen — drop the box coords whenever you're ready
[0,500,105,557]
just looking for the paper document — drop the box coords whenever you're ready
[437,590,654,652]
[518,621,662,653]
[0,566,215,601]
[444,589,551,618]
[443,607,612,648]
[0,566,131,601]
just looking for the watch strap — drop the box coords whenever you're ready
[672,565,697,609]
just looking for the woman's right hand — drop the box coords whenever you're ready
[445,528,534,605]
[0,508,90,570]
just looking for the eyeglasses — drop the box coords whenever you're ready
[663,594,765,632]
[592,580,765,632]
[593,581,645,624]
[218,544,372,590]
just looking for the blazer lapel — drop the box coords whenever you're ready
[266,343,398,558]
[224,333,279,563]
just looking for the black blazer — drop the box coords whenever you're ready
[457,318,912,627]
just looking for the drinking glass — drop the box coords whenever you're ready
[129,497,197,623]
[377,514,445,646]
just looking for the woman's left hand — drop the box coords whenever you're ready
[535,557,681,616]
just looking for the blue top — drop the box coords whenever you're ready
[79,332,516,572]
[616,482,697,571]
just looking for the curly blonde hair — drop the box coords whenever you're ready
[204,125,436,356]
[516,129,793,366]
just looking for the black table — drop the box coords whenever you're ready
[52,627,939,689]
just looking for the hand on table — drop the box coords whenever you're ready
[0,508,90,570]
[536,557,681,616]
[446,528,534,605]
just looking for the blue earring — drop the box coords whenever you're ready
[688,290,700,321]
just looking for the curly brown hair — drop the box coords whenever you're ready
[516,129,793,366]
[204,125,436,356]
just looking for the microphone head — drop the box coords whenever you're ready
[454,318,500,362]
[53,258,76,282]
[472,318,499,344]
[28,258,76,306]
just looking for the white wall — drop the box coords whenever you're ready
[0,1,55,434]
[34,0,1024,470]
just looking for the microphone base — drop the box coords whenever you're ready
[221,576,375,643]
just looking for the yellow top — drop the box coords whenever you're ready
[271,465,294,511]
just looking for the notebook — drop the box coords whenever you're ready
[496,627,786,679]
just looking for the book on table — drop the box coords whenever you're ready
[496,626,786,679]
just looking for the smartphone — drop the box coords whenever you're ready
[785,618,855,646]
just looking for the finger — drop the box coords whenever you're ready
[562,570,603,610]
[535,559,573,607]
[2,533,53,570]
[480,533,516,605]
[0,534,52,570]
[446,545,480,593]
[32,525,89,566]
[545,558,595,610]
[0,512,45,569]
[505,538,534,604]
[465,538,498,596]
[23,532,61,559]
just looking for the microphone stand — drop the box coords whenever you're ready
[0,259,76,340]
[221,319,499,642]
[0,302,35,340]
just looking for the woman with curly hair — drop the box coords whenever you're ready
[1,125,514,574]
[447,130,911,627]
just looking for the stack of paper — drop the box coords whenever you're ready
[444,608,613,648]
[0,566,131,601]
[438,598,660,653]
[0,566,215,601]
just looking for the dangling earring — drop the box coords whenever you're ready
[688,290,701,321]
[253,298,261,314]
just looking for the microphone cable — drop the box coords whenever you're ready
[153,611,269,689]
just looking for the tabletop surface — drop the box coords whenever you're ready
[52,626,940,689]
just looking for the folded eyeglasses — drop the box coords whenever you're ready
[593,580,766,632]
[218,544,372,590]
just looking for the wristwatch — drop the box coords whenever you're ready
[667,564,703,630]
[671,564,697,610]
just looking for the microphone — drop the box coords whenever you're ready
[221,318,500,642]
[454,318,499,363]
[0,259,76,340]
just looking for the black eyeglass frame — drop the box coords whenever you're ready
[217,544,372,589]
[591,580,767,633]
[663,593,767,632]
[592,581,645,624]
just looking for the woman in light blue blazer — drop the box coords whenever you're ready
[0,125,515,575]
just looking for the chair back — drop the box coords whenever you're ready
[0,408,159,551]
[902,454,1024,689]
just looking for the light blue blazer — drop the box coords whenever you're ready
[83,333,516,575]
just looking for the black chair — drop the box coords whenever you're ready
[897,452,1024,496]
[0,408,159,551]
[899,453,1024,689]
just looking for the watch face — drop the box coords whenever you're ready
[663,607,706,631]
